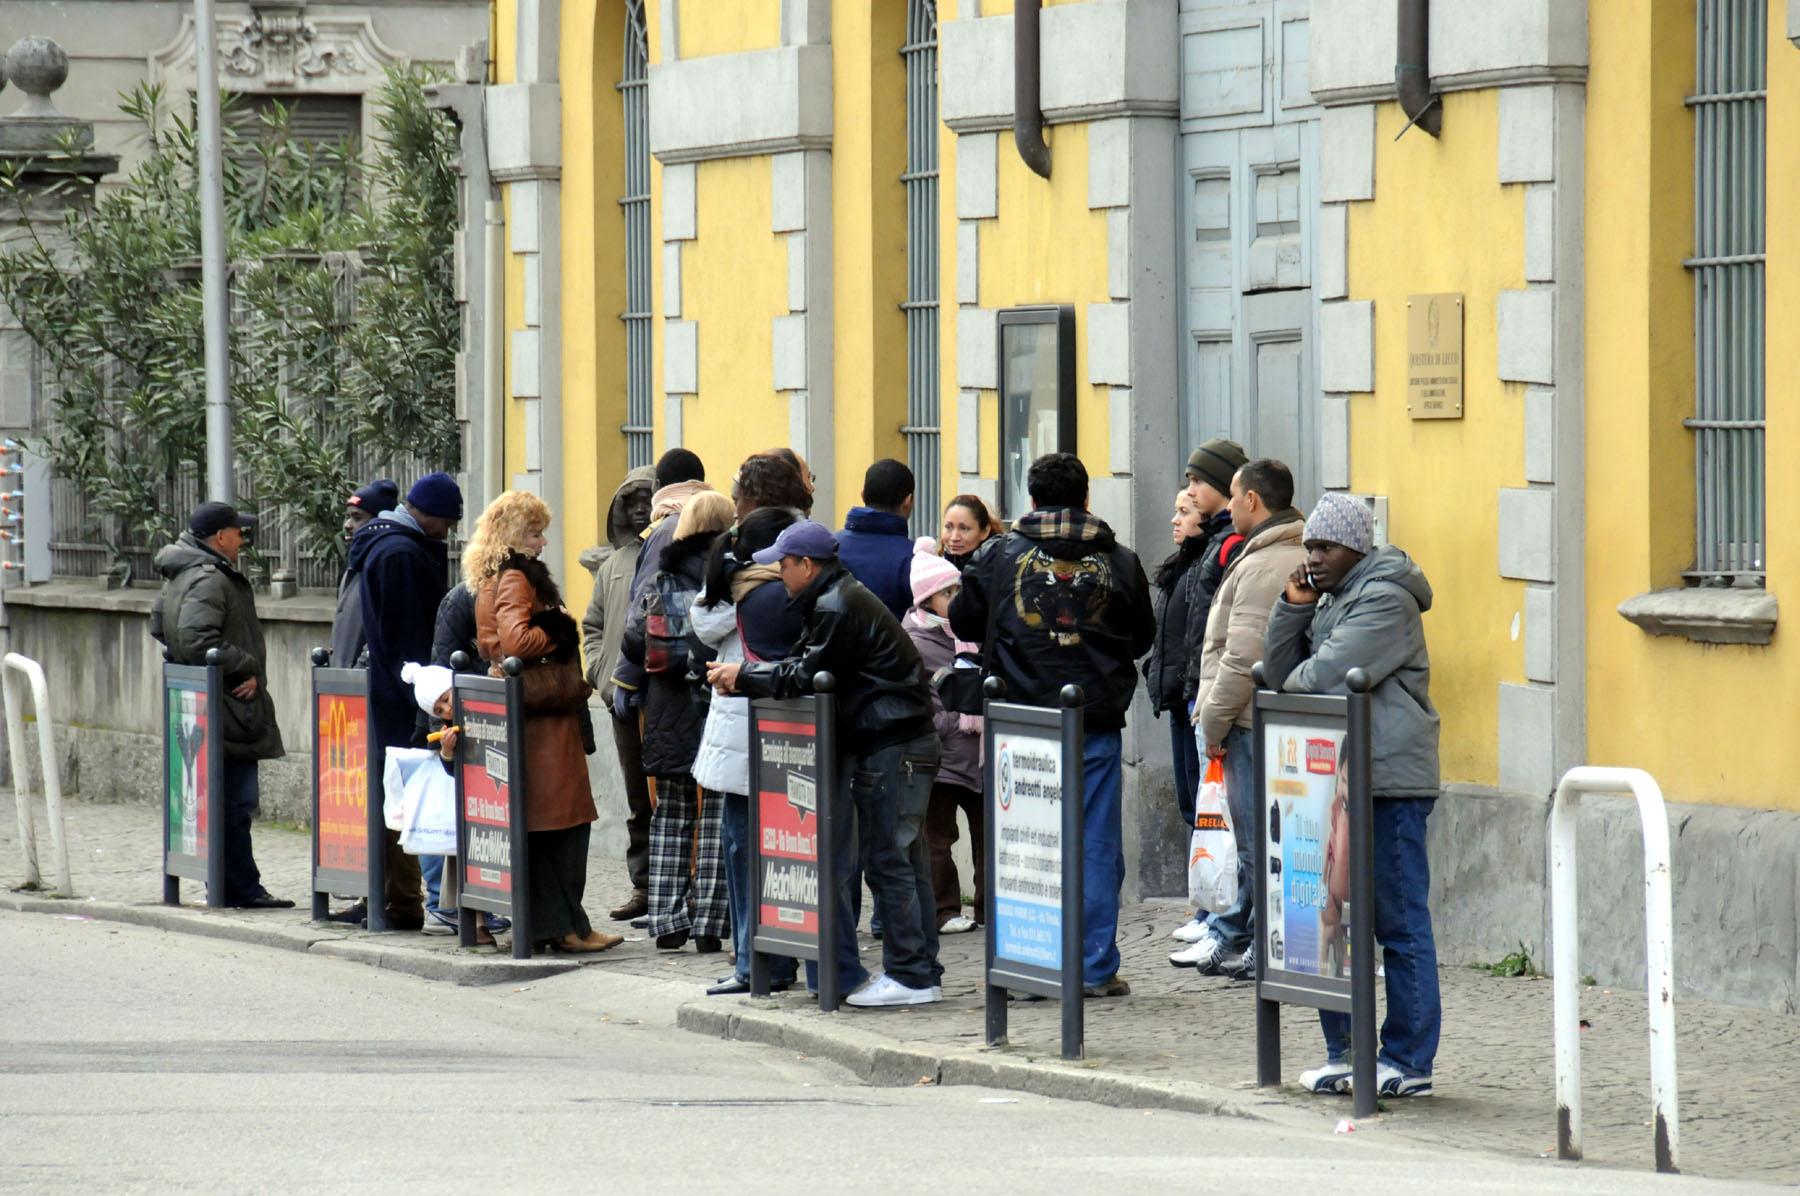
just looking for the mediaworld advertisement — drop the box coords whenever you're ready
[1262,722,1351,982]
[754,713,820,942]
[992,729,1064,971]
[459,696,515,905]
[165,681,209,865]
[315,692,369,874]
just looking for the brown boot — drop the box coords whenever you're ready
[609,890,648,921]
[556,930,624,954]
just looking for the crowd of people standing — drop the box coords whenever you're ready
[149,432,1445,1092]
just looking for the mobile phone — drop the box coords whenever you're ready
[1304,567,1319,591]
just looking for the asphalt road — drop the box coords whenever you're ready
[0,911,1775,1195]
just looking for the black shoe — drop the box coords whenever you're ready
[384,912,426,932]
[1082,976,1131,999]
[707,977,751,995]
[631,915,650,930]
[324,900,368,923]
[694,935,723,954]
[238,893,296,910]
[656,930,690,951]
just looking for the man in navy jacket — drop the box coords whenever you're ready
[330,471,462,930]
[836,458,916,620]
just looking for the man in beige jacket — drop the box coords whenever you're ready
[1171,459,1306,976]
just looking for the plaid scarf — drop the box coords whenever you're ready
[1015,506,1109,544]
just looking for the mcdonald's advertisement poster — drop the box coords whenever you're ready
[315,693,370,874]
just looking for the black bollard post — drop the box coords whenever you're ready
[1346,668,1377,1120]
[1058,683,1085,1061]
[983,674,1008,1047]
[813,671,840,1012]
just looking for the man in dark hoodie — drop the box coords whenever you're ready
[836,458,916,620]
[150,502,292,909]
[949,453,1153,998]
[328,471,463,930]
[581,463,657,920]
[1263,492,1441,1100]
[328,478,399,669]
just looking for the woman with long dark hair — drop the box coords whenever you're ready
[939,494,1001,570]
[466,491,620,954]
[689,504,806,994]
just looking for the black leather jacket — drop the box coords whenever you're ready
[737,563,934,754]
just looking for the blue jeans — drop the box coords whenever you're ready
[1082,731,1125,987]
[723,791,796,985]
[421,855,443,913]
[1319,798,1441,1077]
[812,734,942,993]
[1201,724,1256,951]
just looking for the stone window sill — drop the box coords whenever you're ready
[1617,587,1777,646]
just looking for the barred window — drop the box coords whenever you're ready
[903,0,940,537]
[1687,0,1766,584]
[620,0,654,469]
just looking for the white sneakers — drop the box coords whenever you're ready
[939,915,978,934]
[1170,934,1227,971]
[846,973,942,1008]
[1296,1060,1434,1098]
[1299,1060,1353,1094]
[1170,917,1210,943]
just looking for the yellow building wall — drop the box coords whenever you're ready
[1584,0,1798,812]
[680,155,791,483]
[966,122,1111,496]
[1342,92,1527,788]
[675,0,781,59]
[830,0,910,519]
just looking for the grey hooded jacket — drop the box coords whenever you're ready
[1260,546,1439,799]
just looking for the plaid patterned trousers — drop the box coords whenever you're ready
[646,772,730,939]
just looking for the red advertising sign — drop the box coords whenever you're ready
[315,692,370,874]
[755,715,821,938]
[459,696,516,904]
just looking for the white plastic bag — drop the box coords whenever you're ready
[398,758,458,857]
[383,747,440,833]
[1188,756,1238,912]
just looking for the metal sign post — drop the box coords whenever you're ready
[308,648,387,929]
[747,672,840,1011]
[1253,664,1377,1119]
[162,649,226,906]
[452,656,531,959]
[982,678,1085,1061]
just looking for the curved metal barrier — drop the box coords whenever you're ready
[3,652,69,895]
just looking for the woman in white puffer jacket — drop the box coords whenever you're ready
[688,505,805,995]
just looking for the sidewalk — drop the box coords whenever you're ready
[4,792,1794,1186]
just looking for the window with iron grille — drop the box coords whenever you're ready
[903,0,940,537]
[1687,0,1765,584]
[620,0,654,469]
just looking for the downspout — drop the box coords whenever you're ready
[1013,0,1051,178]
[1396,0,1442,138]
[483,198,505,507]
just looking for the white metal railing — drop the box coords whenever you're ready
[1550,767,1679,1174]
[3,652,69,895]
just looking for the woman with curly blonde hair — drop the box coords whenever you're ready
[467,490,621,954]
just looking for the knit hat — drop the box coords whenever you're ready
[348,478,399,514]
[910,536,962,608]
[400,661,455,716]
[1304,492,1374,555]
[406,472,464,521]
[1185,437,1248,499]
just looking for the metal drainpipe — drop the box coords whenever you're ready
[1014,0,1052,178]
[1396,0,1442,138]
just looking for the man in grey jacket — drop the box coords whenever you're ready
[1262,492,1441,1100]
[582,464,656,920]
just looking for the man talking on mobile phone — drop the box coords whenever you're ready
[1262,492,1442,1101]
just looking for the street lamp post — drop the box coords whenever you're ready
[193,0,233,504]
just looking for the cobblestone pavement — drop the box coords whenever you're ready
[6,793,1795,1185]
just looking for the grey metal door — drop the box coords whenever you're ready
[1177,0,1321,504]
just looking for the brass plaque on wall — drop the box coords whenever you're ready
[1406,293,1464,419]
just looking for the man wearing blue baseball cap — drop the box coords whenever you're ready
[706,519,945,1008]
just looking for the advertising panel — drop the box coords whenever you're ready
[165,675,210,872]
[991,728,1065,972]
[315,691,370,876]
[753,709,821,946]
[458,695,516,909]
[1262,720,1352,990]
